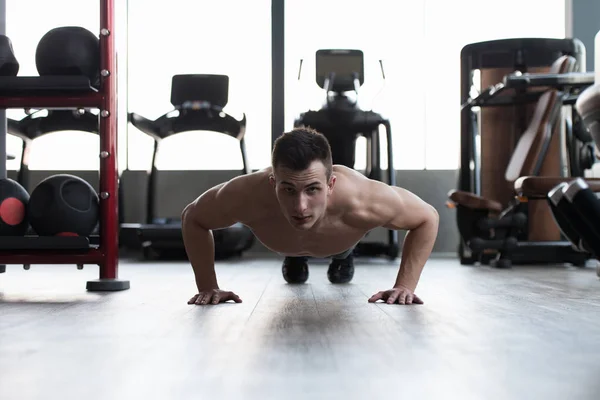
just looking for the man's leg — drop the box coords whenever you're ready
[327,248,355,284]
[282,256,309,284]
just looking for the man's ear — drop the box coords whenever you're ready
[328,175,336,193]
[269,174,276,187]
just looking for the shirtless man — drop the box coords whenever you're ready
[182,127,439,306]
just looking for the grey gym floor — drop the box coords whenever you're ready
[1,255,600,400]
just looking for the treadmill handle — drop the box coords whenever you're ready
[128,112,161,142]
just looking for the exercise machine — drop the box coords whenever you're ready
[513,82,600,273]
[449,38,597,267]
[293,49,398,259]
[0,0,129,291]
[120,74,255,259]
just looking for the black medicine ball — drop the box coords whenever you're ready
[28,174,99,237]
[0,35,19,76]
[35,26,100,85]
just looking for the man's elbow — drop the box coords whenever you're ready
[181,202,193,223]
[428,204,440,226]
[421,204,439,232]
[181,201,203,229]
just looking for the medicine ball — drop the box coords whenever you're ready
[0,35,19,76]
[0,178,29,236]
[28,174,99,237]
[35,26,99,85]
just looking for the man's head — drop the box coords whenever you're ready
[270,127,336,230]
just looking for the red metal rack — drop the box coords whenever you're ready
[0,0,129,291]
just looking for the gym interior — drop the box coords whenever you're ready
[2,0,600,399]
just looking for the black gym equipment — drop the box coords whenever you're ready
[6,74,101,245]
[574,83,600,277]
[576,82,600,153]
[0,2,129,291]
[515,82,600,263]
[36,27,100,88]
[0,26,100,97]
[28,174,99,237]
[562,179,600,253]
[546,180,600,257]
[449,38,596,268]
[0,34,19,76]
[540,178,600,279]
[293,49,398,259]
[121,74,255,259]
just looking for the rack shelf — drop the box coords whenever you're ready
[0,250,103,265]
[0,93,102,109]
[0,236,93,251]
[0,0,129,291]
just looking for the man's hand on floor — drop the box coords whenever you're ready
[368,286,423,305]
[188,289,242,305]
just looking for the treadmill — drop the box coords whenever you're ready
[120,74,255,259]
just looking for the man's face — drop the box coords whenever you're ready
[270,160,335,231]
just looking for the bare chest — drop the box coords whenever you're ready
[247,217,367,258]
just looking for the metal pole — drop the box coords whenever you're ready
[0,0,7,180]
[271,0,284,147]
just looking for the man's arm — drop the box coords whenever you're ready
[372,182,439,292]
[181,177,245,292]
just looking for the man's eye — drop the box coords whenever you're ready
[307,187,318,193]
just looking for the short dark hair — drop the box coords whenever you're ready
[272,127,333,179]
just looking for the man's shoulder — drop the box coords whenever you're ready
[216,169,274,221]
[332,166,397,228]
[331,167,373,226]
[332,165,379,198]
[332,164,360,178]
[223,168,270,191]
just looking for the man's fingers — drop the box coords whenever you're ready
[222,292,242,303]
[368,292,384,303]
[231,294,243,303]
[396,292,407,304]
[200,292,212,305]
[189,291,243,305]
[369,289,424,305]
[386,290,400,304]
[412,294,424,304]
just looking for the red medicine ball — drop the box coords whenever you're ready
[0,178,30,236]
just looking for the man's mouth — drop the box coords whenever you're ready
[292,216,311,223]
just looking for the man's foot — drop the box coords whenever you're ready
[282,256,309,284]
[327,256,354,284]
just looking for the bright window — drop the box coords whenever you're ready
[3,0,566,172]
[126,0,272,171]
[285,0,566,170]
[422,0,567,170]
[285,0,427,170]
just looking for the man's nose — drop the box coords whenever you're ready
[294,194,308,213]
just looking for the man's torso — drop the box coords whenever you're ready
[231,166,382,258]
